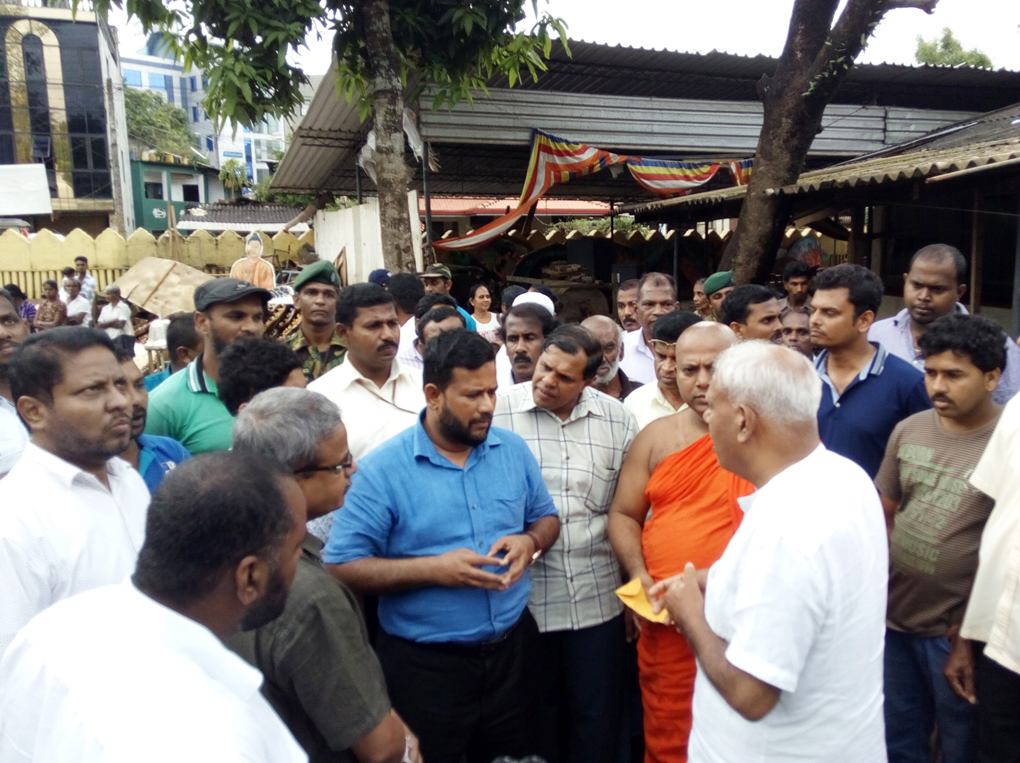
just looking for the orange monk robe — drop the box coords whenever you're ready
[639,433,754,763]
[229,257,276,290]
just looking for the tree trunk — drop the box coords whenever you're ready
[723,0,938,282]
[362,0,416,273]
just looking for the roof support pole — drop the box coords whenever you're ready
[1012,194,1020,339]
[849,206,867,267]
[355,163,362,204]
[672,228,679,285]
[423,142,434,254]
[969,191,983,315]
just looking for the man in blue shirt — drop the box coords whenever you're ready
[143,314,203,392]
[811,264,931,479]
[869,244,1020,405]
[326,329,559,763]
[115,348,189,493]
[419,264,477,331]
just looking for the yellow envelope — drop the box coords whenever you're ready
[615,578,669,624]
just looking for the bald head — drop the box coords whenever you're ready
[675,322,738,417]
[909,244,967,285]
[582,314,624,384]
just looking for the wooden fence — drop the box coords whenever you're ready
[0,227,315,299]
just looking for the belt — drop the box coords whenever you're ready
[387,613,529,658]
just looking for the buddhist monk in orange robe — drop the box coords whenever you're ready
[609,323,753,763]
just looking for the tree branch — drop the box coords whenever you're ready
[886,0,938,11]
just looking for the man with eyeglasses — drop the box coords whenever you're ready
[581,315,642,401]
[230,387,422,763]
[619,273,678,386]
[624,311,702,430]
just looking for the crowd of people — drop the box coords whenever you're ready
[0,242,1019,763]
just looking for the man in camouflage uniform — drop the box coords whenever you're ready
[285,260,346,382]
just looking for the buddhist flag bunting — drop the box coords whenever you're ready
[728,158,754,186]
[433,130,734,251]
[519,129,630,206]
[626,158,720,198]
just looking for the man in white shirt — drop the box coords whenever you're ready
[96,284,134,354]
[74,255,98,304]
[652,341,888,763]
[951,393,1020,760]
[0,328,150,654]
[625,310,700,429]
[0,287,29,477]
[63,277,93,327]
[310,282,424,464]
[620,273,678,385]
[0,451,308,762]
[494,325,638,763]
[396,293,458,371]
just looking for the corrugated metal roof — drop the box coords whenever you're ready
[272,39,1020,197]
[178,201,305,231]
[420,196,610,217]
[627,101,1020,216]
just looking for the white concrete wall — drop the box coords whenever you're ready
[314,191,423,284]
[98,21,134,233]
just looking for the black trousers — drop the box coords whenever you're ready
[977,648,1020,763]
[376,611,540,763]
[534,614,625,763]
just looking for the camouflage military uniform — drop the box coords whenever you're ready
[285,328,346,382]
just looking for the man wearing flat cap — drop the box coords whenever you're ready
[229,232,277,290]
[146,278,270,454]
[703,270,736,321]
[419,263,477,331]
[286,261,346,382]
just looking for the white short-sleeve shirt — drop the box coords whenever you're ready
[98,300,133,340]
[0,581,306,763]
[963,395,1020,674]
[618,329,656,386]
[689,446,888,763]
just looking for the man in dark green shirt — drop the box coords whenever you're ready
[285,261,346,383]
[229,386,418,763]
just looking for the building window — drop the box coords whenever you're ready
[165,77,174,105]
[190,77,197,92]
[202,109,208,120]
[148,73,165,89]
[192,107,199,122]
[182,184,200,202]
[123,69,142,86]
[144,181,164,200]
[205,135,214,151]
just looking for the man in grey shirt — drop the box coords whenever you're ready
[230,387,420,763]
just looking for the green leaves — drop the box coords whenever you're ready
[123,88,198,156]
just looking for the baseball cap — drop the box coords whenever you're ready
[421,264,452,281]
[194,278,271,312]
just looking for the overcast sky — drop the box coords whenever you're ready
[112,0,1020,75]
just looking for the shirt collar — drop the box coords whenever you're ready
[290,327,345,352]
[19,441,132,490]
[123,581,264,701]
[514,382,605,424]
[330,356,412,394]
[302,532,324,561]
[815,341,889,382]
[186,355,218,395]
[411,410,503,468]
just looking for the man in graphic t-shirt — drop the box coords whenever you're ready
[875,313,1006,763]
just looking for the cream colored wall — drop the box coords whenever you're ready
[0,227,314,299]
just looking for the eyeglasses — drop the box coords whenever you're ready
[649,339,677,353]
[294,453,355,476]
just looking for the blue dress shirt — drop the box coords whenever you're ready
[143,367,172,392]
[136,434,191,493]
[324,415,557,644]
[815,343,931,479]
[869,304,1020,405]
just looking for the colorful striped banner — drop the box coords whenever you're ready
[434,130,735,251]
[519,129,629,206]
[728,158,754,186]
[626,157,719,197]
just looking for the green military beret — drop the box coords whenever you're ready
[293,260,340,292]
[703,270,736,296]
